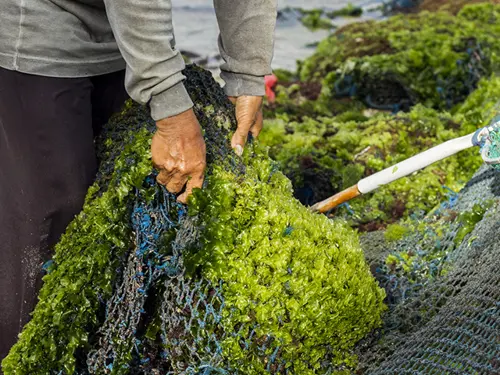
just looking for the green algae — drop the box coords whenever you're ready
[187,148,386,373]
[2,123,153,375]
[300,9,334,31]
[284,5,363,32]
[454,201,493,245]
[260,91,496,228]
[380,199,494,287]
[419,0,500,15]
[297,3,500,110]
[262,3,500,230]
[3,67,386,375]
[384,224,410,242]
[327,4,363,18]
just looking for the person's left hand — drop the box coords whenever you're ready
[228,96,263,156]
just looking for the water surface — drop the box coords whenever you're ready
[172,0,384,71]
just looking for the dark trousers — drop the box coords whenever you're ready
[0,68,128,365]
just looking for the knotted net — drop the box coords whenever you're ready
[357,164,500,374]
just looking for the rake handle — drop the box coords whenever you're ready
[310,130,481,214]
[310,185,361,213]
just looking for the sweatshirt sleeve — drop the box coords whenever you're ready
[103,0,193,121]
[213,0,278,97]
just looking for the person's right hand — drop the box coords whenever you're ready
[152,108,207,204]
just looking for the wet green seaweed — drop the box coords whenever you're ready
[284,5,363,32]
[298,3,500,109]
[262,3,500,230]
[453,201,493,245]
[2,67,386,375]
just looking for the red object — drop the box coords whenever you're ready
[265,74,278,103]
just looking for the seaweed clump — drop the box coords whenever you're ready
[2,66,386,375]
[292,3,500,111]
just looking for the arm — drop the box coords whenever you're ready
[213,0,278,97]
[103,0,193,120]
[103,0,206,203]
[213,0,278,153]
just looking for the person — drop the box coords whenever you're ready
[0,0,278,365]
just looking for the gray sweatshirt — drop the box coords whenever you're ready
[0,0,277,120]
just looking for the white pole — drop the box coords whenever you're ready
[357,132,476,194]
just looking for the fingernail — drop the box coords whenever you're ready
[235,144,243,156]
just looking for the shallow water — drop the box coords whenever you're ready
[171,0,385,72]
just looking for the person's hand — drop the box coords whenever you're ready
[152,108,206,203]
[228,96,264,156]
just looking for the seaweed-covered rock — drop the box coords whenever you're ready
[298,3,500,110]
[2,66,386,375]
[265,3,500,122]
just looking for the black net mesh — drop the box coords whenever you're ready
[357,165,500,374]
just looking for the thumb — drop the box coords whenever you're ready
[228,96,246,154]
[231,121,252,156]
[230,96,262,155]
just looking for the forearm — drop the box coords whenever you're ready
[213,0,278,97]
[103,0,193,120]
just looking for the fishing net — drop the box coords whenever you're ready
[2,65,386,375]
[356,163,500,374]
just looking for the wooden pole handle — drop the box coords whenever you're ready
[310,184,361,213]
